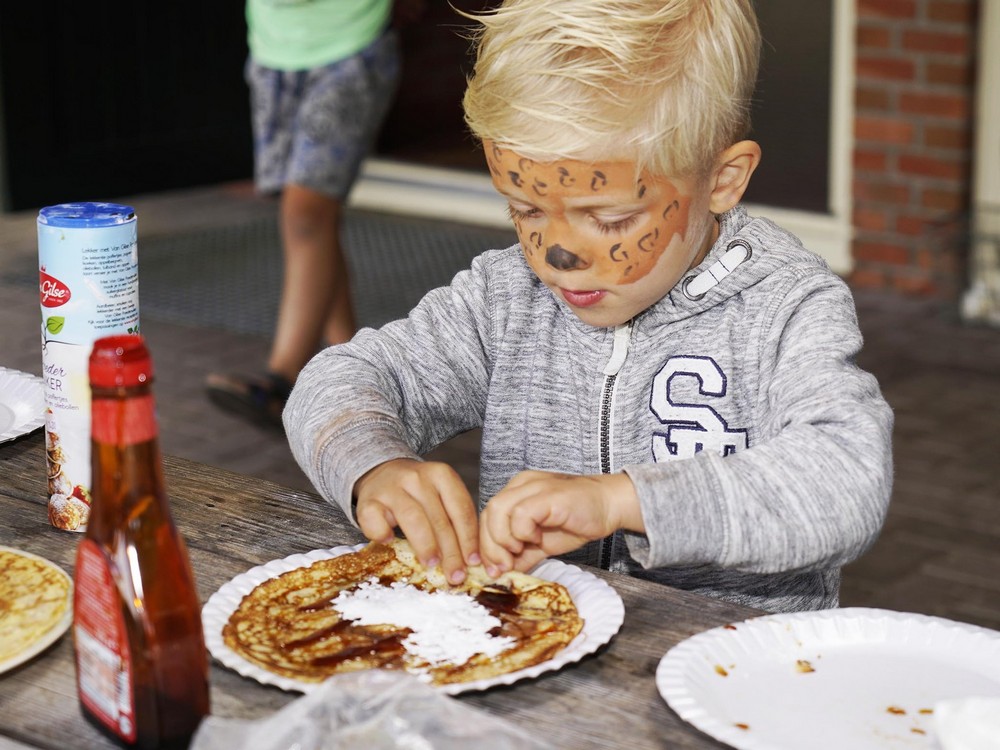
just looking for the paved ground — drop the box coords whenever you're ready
[2,182,998,631]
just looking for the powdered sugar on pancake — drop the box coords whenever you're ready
[332,579,515,668]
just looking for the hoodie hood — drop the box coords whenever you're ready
[639,205,831,326]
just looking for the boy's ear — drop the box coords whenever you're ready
[708,140,761,214]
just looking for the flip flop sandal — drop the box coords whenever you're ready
[205,372,293,431]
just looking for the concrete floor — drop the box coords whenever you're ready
[2,181,999,631]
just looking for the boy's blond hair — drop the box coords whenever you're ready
[462,0,760,179]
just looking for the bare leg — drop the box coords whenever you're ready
[267,183,356,383]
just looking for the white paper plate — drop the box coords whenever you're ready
[0,367,45,444]
[0,547,74,674]
[656,607,1000,750]
[203,544,624,695]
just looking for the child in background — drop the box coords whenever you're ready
[284,0,894,613]
[207,0,417,428]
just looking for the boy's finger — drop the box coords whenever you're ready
[356,499,396,544]
[514,548,548,573]
[509,497,556,544]
[391,497,443,568]
[428,500,470,585]
[510,545,548,573]
[481,487,532,555]
[478,527,515,579]
[438,472,480,566]
[393,487,466,584]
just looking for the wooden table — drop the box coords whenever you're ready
[0,432,760,749]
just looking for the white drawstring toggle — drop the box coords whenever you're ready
[682,239,753,300]
[603,322,632,376]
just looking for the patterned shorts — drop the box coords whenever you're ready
[246,30,400,199]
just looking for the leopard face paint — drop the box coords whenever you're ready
[486,144,693,286]
[486,142,714,327]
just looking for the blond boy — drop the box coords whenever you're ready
[285,0,893,612]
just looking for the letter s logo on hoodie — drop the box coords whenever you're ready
[649,356,748,462]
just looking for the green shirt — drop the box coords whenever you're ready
[246,0,391,71]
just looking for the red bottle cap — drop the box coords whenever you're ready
[89,335,154,388]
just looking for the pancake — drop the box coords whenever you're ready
[0,548,72,665]
[223,539,583,686]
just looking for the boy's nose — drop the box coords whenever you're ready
[545,244,591,271]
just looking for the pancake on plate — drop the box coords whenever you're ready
[0,547,72,665]
[223,538,583,686]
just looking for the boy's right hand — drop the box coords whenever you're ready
[353,458,480,585]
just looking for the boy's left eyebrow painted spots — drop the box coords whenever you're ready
[558,167,575,186]
[609,242,629,262]
[590,171,607,191]
[532,178,548,196]
[508,171,524,187]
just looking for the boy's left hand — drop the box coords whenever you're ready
[479,471,642,576]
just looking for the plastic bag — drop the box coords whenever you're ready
[190,670,555,750]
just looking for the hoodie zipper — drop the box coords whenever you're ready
[596,321,632,569]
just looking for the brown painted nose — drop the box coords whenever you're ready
[545,244,590,270]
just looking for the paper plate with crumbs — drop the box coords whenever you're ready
[0,367,45,445]
[0,547,74,673]
[203,539,624,695]
[656,607,1000,750]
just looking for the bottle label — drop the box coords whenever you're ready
[92,395,158,445]
[74,539,137,743]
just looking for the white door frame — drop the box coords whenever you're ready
[962,0,1000,322]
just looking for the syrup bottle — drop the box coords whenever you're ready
[73,335,210,749]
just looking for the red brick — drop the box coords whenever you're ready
[934,247,965,276]
[902,29,970,55]
[924,123,971,150]
[848,267,888,289]
[857,55,917,81]
[921,187,968,212]
[854,208,891,232]
[899,153,967,180]
[854,241,912,265]
[855,116,915,144]
[916,248,935,270]
[928,0,977,24]
[899,91,969,119]
[926,60,974,87]
[855,178,913,206]
[896,215,934,236]
[857,26,893,49]
[858,0,918,20]
[854,148,889,172]
[856,86,892,111]
[892,273,939,296]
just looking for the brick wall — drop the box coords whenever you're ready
[852,0,979,299]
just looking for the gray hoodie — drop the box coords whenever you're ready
[285,205,894,613]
